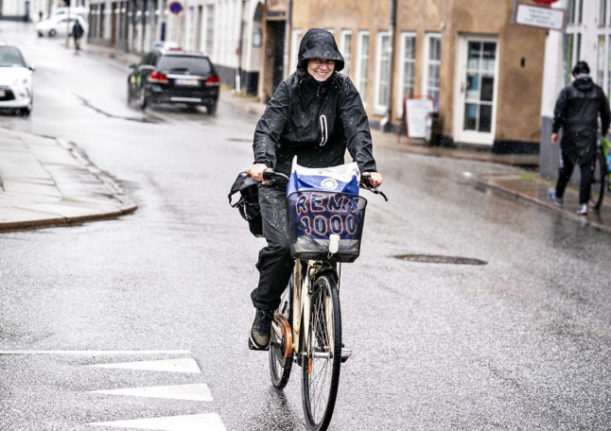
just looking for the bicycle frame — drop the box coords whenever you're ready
[270,259,336,361]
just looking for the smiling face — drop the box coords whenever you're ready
[307,57,336,82]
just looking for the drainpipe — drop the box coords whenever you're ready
[282,0,292,79]
[384,0,398,132]
[236,0,246,92]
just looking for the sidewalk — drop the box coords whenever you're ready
[0,127,136,231]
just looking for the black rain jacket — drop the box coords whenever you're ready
[253,28,377,176]
[552,74,610,164]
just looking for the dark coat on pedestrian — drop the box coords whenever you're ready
[72,20,84,39]
[552,74,611,164]
[253,28,377,176]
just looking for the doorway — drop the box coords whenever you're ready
[454,35,499,146]
[271,21,285,92]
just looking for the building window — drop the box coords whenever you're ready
[597,0,611,96]
[599,0,608,27]
[340,30,352,76]
[374,32,391,114]
[205,4,214,55]
[567,0,583,25]
[99,3,105,38]
[423,33,441,109]
[397,32,416,118]
[356,31,369,105]
[598,36,606,86]
[290,29,302,73]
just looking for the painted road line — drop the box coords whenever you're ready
[0,350,191,355]
[90,383,214,402]
[90,412,227,431]
[87,358,201,374]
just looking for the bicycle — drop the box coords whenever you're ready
[590,137,610,210]
[259,168,386,431]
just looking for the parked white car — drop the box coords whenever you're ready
[48,7,89,21]
[0,45,34,115]
[36,15,87,38]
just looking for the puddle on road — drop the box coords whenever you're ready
[393,254,488,265]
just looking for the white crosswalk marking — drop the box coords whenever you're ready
[90,383,214,401]
[90,412,227,430]
[87,357,201,374]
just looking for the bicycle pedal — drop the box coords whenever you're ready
[340,347,352,363]
[248,337,270,351]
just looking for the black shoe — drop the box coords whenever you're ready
[249,308,273,350]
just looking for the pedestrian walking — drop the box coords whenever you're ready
[246,28,382,349]
[549,61,611,215]
[72,19,84,52]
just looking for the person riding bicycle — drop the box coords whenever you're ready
[550,61,610,215]
[247,28,383,349]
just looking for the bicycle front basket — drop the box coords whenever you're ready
[287,190,368,263]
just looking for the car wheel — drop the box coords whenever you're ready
[139,91,147,110]
[37,31,43,37]
[19,107,31,116]
[48,29,57,37]
[206,101,217,115]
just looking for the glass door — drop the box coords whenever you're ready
[455,36,499,145]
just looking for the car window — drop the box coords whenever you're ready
[0,47,26,67]
[140,53,152,66]
[157,56,212,75]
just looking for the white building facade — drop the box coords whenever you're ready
[85,0,263,93]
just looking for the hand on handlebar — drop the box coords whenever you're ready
[362,172,383,188]
[247,163,269,183]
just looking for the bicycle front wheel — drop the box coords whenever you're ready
[301,274,341,431]
[590,149,606,210]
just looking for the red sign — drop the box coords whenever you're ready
[532,0,558,4]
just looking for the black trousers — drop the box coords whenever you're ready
[250,185,294,311]
[555,151,594,205]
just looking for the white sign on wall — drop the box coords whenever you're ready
[405,98,434,139]
[515,4,565,31]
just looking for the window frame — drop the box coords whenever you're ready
[422,32,441,110]
[397,31,416,119]
[340,30,352,76]
[374,31,391,115]
[290,29,303,73]
[355,30,370,107]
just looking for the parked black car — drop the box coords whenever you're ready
[127,48,220,114]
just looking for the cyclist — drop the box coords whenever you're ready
[550,61,610,215]
[247,28,382,349]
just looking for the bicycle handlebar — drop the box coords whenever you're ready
[256,169,388,201]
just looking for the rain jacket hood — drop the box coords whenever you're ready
[298,28,344,72]
[573,74,593,92]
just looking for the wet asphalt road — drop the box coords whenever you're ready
[1,22,610,431]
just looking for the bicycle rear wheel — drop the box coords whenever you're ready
[301,274,341,431]
[590,149,606,210]
[269,278,293,389]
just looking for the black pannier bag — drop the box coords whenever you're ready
[228,171,263,237]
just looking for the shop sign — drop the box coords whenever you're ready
[515,4,564,31]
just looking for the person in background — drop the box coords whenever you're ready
[72,19,84,52]
[549,61,610,215]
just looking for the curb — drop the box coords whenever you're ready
[0,128,137,232]
[474,175,611,234]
